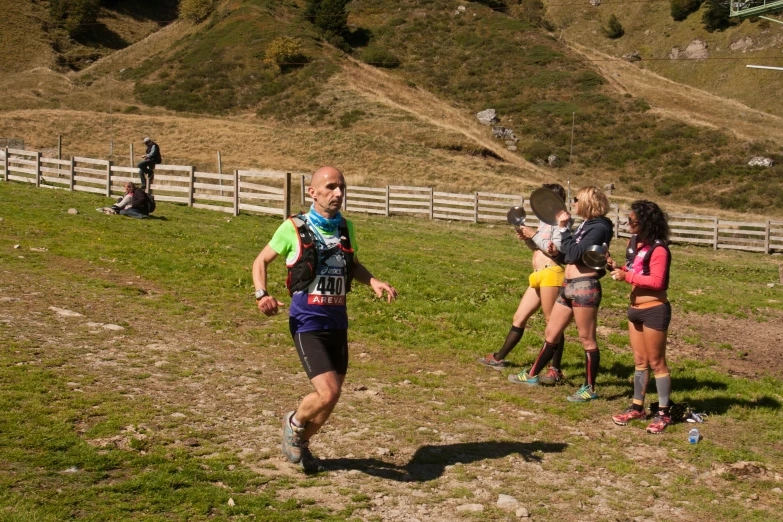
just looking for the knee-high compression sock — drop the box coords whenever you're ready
[654,373,672,411]
[529,340,559,376]
[550,335,565,370]
[493,326,524,360]
[632,367,649,411]
[584,349,600,390]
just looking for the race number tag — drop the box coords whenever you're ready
[308,265,346,305]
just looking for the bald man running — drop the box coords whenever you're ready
[252,166,397,472]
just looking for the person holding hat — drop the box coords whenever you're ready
[138,137,161,190]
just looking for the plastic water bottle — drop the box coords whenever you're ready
[688,428,700,444]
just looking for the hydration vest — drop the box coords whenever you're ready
[285,214,354,296]
[625,235,671,290]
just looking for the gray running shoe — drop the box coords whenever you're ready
[282,411,305,463]
[300,442,324,473]
[477,353,507,369]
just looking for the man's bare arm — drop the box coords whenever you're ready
[252,245,285,316]
[353,257,398,303]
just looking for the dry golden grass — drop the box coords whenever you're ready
[0,0,55,73]
[547,1,783,119]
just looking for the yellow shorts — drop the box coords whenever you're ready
[528,265,565,289]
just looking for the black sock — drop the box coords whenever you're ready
[493,326,524,360]
[529,341,559,376]
[584,349,600,390]
[551,335,564,370]
[631,402,644,412]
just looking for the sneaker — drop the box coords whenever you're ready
[477,354,507,368]
[539,366,565,385]
[507,368,540,385]
[612,405,647,426]
[281,411,305,463]
[646,411,672,434]
[300,442,324,473]
[566,384,598,402]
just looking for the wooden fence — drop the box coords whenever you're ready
[2,147,782,254]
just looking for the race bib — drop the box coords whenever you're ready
[307,265,346,305]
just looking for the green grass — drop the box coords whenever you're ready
[1,182,783,519]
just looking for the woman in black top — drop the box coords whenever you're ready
[511,186,613,402]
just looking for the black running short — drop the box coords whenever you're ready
[627,302,671,332]
[292,329,349,379]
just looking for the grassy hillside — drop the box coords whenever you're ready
[1,0,782,215]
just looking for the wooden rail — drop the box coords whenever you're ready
[2,148,782,254]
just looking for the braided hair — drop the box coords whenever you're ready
[630,200,669,244]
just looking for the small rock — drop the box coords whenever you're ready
[492,126,517,141]
[67,208,78,215]
[768,283,776,288]
[227,498,235,507]
[228,464,235,471]
[749,157,775,168]
[640,480,650,487]
[427,370,446,376]
[456,503,484,513]
[589,0,601,5]
[61,466,80,473]
[170,412,186,418]
[749,493,759,500]
[183,438,199,447]
[507,145,518,152]
[476,109,499,126]
[401,380,411,385]
[13,244,20,249]
[102,324,125,331]
[547,155,559,166]
[49,306,83,317]
[497,494,519,510]
[0,217,4,221]
[622,50,642,62]
[772,487,782,494]
[261,410,275,417]
[457,5,466,12]
[377,447,392,456]
[516,506,530,518]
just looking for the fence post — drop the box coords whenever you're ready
[69,157,75,191]
[233,169,240,217]
[2,147,7,181]
[614,204,620,238]
[106,160,112,197]
[343,184,348,212]
[474,192,479,223]
[429,187,434,220]
[129,143,134,168]
[713,217,719,250]
[34,151,41,187]
[188,166,195,207]
[57,135,62,160]
[385,185,390,217]
[765,220,771,255]
[283,172,291,219]
[217,151,223,196]
[300,174,306,206]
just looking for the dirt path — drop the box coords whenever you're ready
[566,41,783,146]
[2,260,781,520]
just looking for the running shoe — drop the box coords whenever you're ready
[566,384,598,402]
[539,366,565,385]
[646,411,672,434]
[477,354,507,368]
[300,442,324,473]
[507,368,540,385]
[282,411,305,463]
[611,405,647,425]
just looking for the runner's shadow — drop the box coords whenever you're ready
[321,441,567,482]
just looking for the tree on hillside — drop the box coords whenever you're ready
[49,0,101,37]
[603,14,625,39]
[702,0,736,32]
[179,0,217,22]
[304,0,349,35]
[670,0,703,21]
[473,0,508,12]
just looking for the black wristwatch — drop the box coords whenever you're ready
[255,289,269,301]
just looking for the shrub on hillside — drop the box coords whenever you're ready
[49,0,100,37]
[670,0,703,21]
[179,0,216,22]
[603,14,625,38]
[305,0,349,35]
[264,37,307,73]
[360,45,400,68]
[524,141,551,163]
[702,0,735,32]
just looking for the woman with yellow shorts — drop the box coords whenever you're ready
[478,183,569,385]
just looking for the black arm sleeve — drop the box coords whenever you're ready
[560,222,613,265]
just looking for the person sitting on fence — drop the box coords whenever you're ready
[110,182,152,219]
[138,137,161,190]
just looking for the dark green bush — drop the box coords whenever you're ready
[305,0,349,35]
[49,0,100,37]
[525,141,551,163]
[702,0,735,32]
[603,14,625,39]
[360,45,400,68]
[670,0,703,21]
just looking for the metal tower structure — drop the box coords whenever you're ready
[730,1,783,22]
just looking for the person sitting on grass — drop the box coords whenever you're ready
[111,182,152,219]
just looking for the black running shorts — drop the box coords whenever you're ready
[293,329,349,379]
[627,302,671,331]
